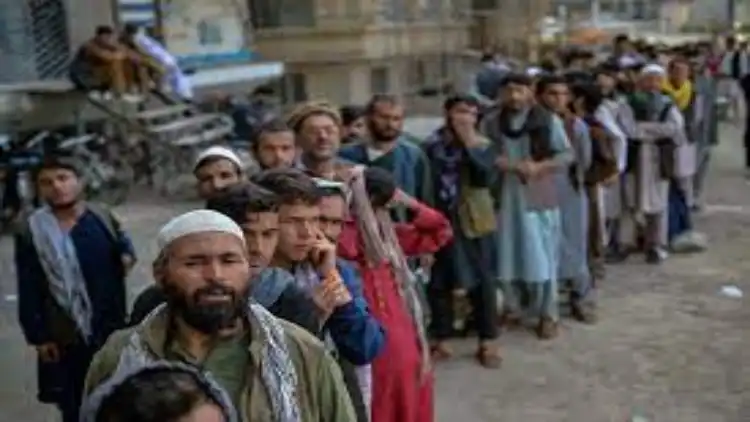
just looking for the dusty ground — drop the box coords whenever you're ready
[0,125,748,422]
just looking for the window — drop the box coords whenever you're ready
[249,0,315,28]
[280,73,307,104]
[377,0,409,22]
[370,67,390,95]
[197,20,223,45]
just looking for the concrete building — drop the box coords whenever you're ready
[250,0,472,106]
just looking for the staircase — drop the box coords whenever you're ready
[85,93,234,196]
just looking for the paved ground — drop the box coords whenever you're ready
[1,125,749,422]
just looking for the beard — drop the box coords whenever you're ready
[163,280,249,335]
[367,123,399,143]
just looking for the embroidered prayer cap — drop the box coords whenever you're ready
[285,101,342,132]
[156,210,245,252]
[640,63,666,76]
[193,146,243,173]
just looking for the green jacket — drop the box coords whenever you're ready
[84,307,356,422]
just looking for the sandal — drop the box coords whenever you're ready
[429,342,453,361]
[536,317,559,340]
[475,345,502,369]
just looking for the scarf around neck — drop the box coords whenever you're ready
[662,79,693,110]
[426,128,463,209]
[349,176,431,381]
[82,303,301,422]
[28,206,93,342]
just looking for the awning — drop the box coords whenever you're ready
[189,62,285,89]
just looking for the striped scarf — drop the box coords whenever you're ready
[81,303,301,422]
[349,176,431,381]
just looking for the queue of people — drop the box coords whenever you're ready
[16,33,725,422]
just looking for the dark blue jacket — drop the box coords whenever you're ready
[325,260,385,365]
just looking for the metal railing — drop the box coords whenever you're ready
[0,0,71,84]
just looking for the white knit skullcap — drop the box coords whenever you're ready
[156,210,245,252]
[193,146,242,172]
[641,64,666,76]
[526,67,543,77]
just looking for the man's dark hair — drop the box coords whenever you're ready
[500,72,532,88]
[536,75,568,96]
[340,105,365,126]
[365,94,401,115]
[364,167,396,208]
[726,36,737,49]
[614,34,629,45]
[251,118,293,151]
[571,83,604,115]
[123,23,139,35]
[443,93,479,112]
[480,53,495,63]
[251,168,321,205]
[205,182,279,224]
[95,366,223,422]
[34,154,80,181]
[96,26,114,36]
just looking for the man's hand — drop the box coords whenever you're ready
[309,230,337,275]
[517,160,544,180]
[312,274,353,323]
[35,343,60,363]
[494,155,514,172]
[452,114,480,147]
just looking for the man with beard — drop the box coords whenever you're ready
[15,156,135,422]
[339,94,433,219]
[193,146,245,200]
[129,182,324,338]
[84,210,356,421]
[594,64,634,262]
[481,73,574,339]
[286,101,360,181]
[252,118,298,170]
[623,64,687,263]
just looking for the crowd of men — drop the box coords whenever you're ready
[15,33,736,422]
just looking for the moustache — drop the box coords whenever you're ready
[193,283,237,302]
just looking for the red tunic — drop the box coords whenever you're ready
[338,203,452,422]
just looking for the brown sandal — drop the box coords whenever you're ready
[475,345,502,369]
[536,317,559,340]
[429,342,453,361]
[570,300,598,324]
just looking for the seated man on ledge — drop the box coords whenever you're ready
[69,25,161,98]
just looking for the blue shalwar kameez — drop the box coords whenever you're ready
[493,112,572,321]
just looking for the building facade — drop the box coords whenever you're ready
[250,0,473,106]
